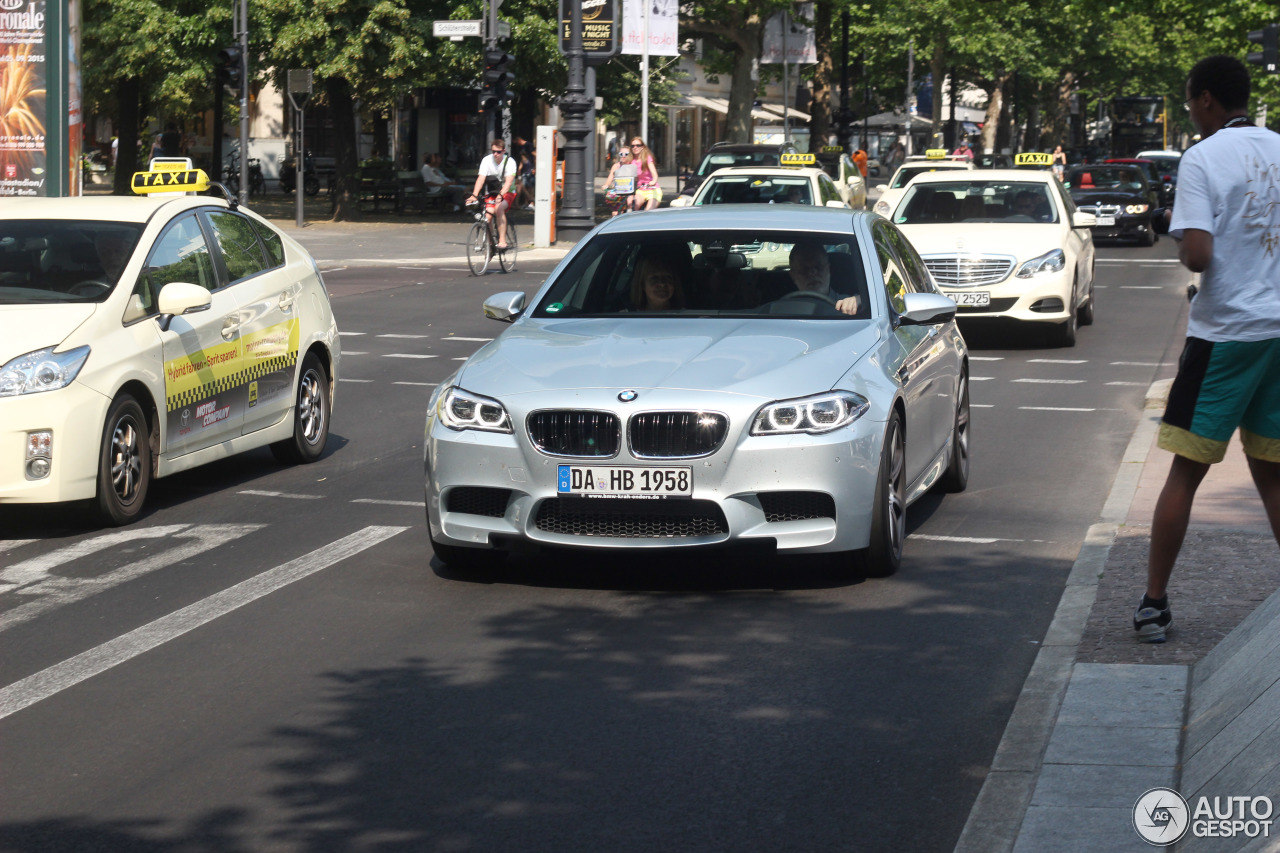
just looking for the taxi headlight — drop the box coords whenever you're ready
[1125,204,1149,214]
[437,386,512,433]
[0,346,90,397]
[1016,249,1066,279]
[751,391,870,436]
[874,199,891,215]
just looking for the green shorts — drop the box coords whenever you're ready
[1159,336,1280,463]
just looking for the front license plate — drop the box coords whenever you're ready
[1096,215,1116,226]
[557,465,692,499]
[952,291,991,306]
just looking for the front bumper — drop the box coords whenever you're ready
[424,390,885,554]
[0,383,112,504]
[942,266,1075,323]
[1091,213,1153,241]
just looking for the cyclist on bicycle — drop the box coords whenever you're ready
[466,139,519,250]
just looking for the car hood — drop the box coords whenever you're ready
[458,317,880,400]
[0,304,98,364]
[896,222,1064,259]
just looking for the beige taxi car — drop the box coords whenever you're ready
[673,153,858,209]
[887,167,1097,346]
[0,165,341,524]
[873,150,975,217]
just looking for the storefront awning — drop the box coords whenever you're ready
[679,95,778,122]
[758,101,811,123]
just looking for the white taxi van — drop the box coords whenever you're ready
[873,149,975,217]
[0,164,340,524]
[673,153,860,209]
[888,165,1097,346]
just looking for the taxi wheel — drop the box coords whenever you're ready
[1078,284,1095,326]
[271,353,330,464]
[1052,283,1078,347]
[854,413,905,578]
[96,394,152,526]
[939,372,970,493]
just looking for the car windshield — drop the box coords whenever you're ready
[891,164,961,189]
[0,220,143,305]
[1066,167,1145,191]
[894,181,1060,224]
[697,150,782,176]
[697,175,812,205]
[532,230,869,320]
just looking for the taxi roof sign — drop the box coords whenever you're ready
[925,149,948,159]
[820,145,843,154]
[779,153,816,167]
[131,168,212,194]
[1014,152,1054,167]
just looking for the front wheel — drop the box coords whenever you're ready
[466,220,492,275]
[96,394,152,526]
[856,414,906,578]
[1078,284,1095,326]
[270,352,331,464]
[497,222,519,272]
[1051,283,1078,347]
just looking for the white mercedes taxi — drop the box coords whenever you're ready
[0,165,340,524]
[872,150,975,217]
[888,168,1097,346]
[675,153,859,209]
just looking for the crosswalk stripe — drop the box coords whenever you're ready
[0,525,408,721]
[0,540,38,555]
[0,525,265,633]
[1,525,192,589]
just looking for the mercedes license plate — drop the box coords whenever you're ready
[1096,215,1116,226]
[557,465,692,499]
[952,291,991,306]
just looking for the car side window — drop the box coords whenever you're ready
[873,223,908,314]
[1053,179,1077,218]
[818,175,841,205]
[253,221,286,267]
[206,211,269,284]
[137,213,216,298]
[885,226,937,294]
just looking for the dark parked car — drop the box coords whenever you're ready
[671,142,798,205]
[1065,164,1163,246]
[1105,157,1175,208]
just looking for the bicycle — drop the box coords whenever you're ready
[465,193,518,276]
[223,154,265,197]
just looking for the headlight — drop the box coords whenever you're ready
[874,199,891,215]
[1125,204,1149,214]
[437,386,512,433]
[1016,249,1066,279]
[0,346,90,397]
[751,391,870,436]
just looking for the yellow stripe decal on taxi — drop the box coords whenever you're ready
[163,319,300,412]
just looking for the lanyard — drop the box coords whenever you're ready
[1222,116,1253,130]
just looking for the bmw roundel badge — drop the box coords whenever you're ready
[618,390,638,402]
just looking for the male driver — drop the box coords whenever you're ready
[1133,55,1280,643]
[467,139,518,249]
[788,242,860,315]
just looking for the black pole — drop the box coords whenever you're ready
[557,0,594,238]
[836,12,851,151]
[863,50,870,150]
[947,66,957,149]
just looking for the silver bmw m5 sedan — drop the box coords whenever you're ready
[424,206,969,577]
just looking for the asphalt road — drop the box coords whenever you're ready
[0,235,1189,852]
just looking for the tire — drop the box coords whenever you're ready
[304,174,320,197]
[938,372,970,493]
[1078,284,1095,326]
[1052,282,1078,347]
[96,394,152,526]
[498,222,519,272]
[270,352,331,464]
[858,414,906,578]
[466,221,492,275]
[1140,224,1155,247]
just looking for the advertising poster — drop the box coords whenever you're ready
[559,0,620,65]
[0,0,48,196]
[621,0,678,58]
[762,4,816,65]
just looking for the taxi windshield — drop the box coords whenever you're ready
[891,165,960,189]
[697,150,783,176]
[0,221,143,305]
[532,231,869,320]
[697,176,813,205]
[894,181,1060,224]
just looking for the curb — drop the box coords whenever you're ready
[952,383,1168,853]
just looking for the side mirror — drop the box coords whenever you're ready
[1072,211,1097,228]
[899,292,956,326]
[875,184,889,194]
[156,281,212,332]
[483,290,527,322]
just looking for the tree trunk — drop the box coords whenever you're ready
[327,77,361,222]
[809,0,834,147]
[981,73,1009,154]
[726,28,762,143]
[112,77,141,196]
[372,112,389,160]
[929,39,945,143]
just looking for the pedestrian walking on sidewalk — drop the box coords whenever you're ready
[1135,54,1280,643]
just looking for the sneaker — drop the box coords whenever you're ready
[1134,596,1172,643]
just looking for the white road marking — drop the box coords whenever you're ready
[0,526,408,721]
[1020,406,1095,412]
[1121,286,1164,290]
[1,525,192,588]
[384,353,438,359]
[393,381,439,387]
[1012,378,1085,384]
[351,498,427,507]
[451,357,468,361]
[1028,359,1087,364]
[444,337,494,342]
[378,334,429,339]
[338,331,366,336]
[0,540,37,555]
[237,490,323,500]
[342,351,368,355]
[971,376,994,381]
[972,404,995,408]
[1107,381,1149,386]
[1110,361,1164,366]
[969,356,1004,361]
[910,534,1016,544]
[1095,258,1180,263]
[0,525,264,632]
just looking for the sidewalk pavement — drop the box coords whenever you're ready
[956,381,1280,853]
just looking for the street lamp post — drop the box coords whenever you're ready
[557,0,594,238]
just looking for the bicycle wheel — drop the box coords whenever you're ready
[497,222,518,272]
[466,221,492,275]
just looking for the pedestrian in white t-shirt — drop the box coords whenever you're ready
[1134,54,1280,644]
